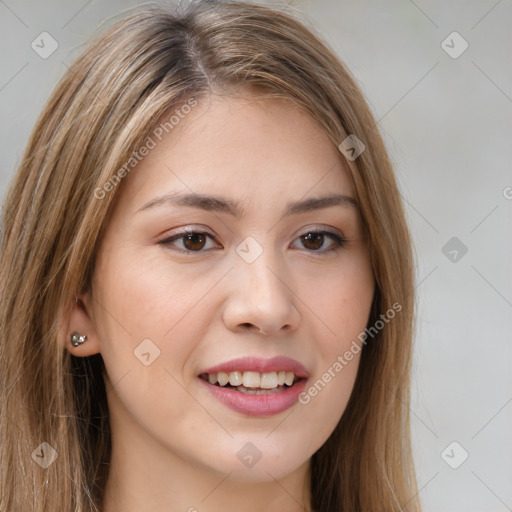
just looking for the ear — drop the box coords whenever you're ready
[58,292,101,357]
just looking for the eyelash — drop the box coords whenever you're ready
[158,228,347,254]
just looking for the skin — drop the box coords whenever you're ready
[66,90,375,512]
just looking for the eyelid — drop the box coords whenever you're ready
[294,224,346,240]
[158,225,217,240]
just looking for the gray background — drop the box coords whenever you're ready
[1,1,511,510]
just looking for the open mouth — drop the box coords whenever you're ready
[199,370,302,395]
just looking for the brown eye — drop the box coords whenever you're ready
[292,230,347,253]
[183,233,207,251]
[301,232,324,250]
[159,230,218,252]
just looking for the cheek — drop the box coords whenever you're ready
[91,250,216,426]
[294,252,373,442]
[91,248,220,396]
[302,250,374,345]
[94,247,218,339]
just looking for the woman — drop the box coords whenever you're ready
[0,1,419,511]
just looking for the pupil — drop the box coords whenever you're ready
[303,232,323,250]
[184,233,206,251]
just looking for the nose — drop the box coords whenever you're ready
[222,247,300,336]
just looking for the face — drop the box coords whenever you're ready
[82,91,374,483]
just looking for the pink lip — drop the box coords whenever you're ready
[198,377,308,417]
[200,356,309,378]
[197,356,309,417]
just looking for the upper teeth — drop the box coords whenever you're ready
[206,371,296,389]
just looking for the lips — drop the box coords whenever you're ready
[197,356,309,417]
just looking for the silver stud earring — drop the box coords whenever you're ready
[71,332,87,347]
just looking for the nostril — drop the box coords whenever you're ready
[238,323,269,335]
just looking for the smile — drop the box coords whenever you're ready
[198,356,309,416]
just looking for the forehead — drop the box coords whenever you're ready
[119,91,354,211]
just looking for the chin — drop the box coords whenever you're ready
[201,442,310,483]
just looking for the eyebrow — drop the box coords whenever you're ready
[136,192,358,218]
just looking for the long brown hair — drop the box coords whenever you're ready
[0,2,419,510]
